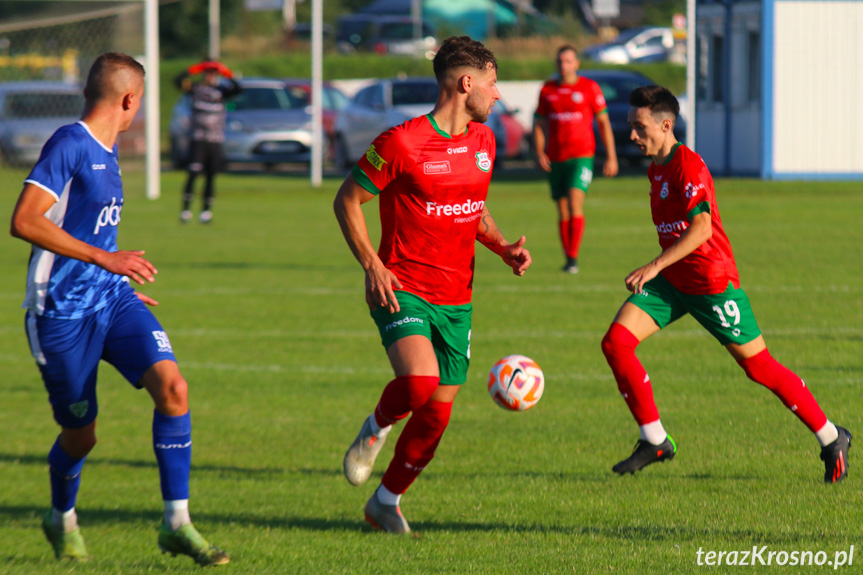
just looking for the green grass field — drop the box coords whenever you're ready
[0,168,860,574]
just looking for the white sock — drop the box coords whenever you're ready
[639,420,668,445]
[815,421,839,447]
[376,485,401,506]
[52,508,78,533]
[164,499,191,531]
[368,414,392,439]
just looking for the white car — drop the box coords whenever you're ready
[581,27,674,64]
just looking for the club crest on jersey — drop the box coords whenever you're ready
[475,150,492,172]
[659,182,670,199]
[572,92,584,103]
[364,144,388,171]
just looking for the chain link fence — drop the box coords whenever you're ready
[0,2,146,191]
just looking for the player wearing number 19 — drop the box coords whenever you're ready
[601,85,851,483]
[10,53,228,565]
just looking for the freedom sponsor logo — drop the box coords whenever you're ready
[384,316,424,332]
[93,197,122,235]
[655,220,688,234]
[424,161,451,174]
[426,199,485,218]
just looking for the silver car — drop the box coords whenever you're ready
[170,78,346,168]
[0,81,84,167]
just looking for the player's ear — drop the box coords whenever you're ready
[122,92,134,111]
[460,74,472,93]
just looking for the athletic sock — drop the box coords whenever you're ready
[376,484,401,506]
[48,438,86,518]
[601,323,660,424]
[368,414,391,438]
[559,219,571,256]
[568,216,585,259]
[164,499,191,531]
[51,507,79,533]
[639,420,668,445]
[152,410,192,502]
[737,349,828,433]
[373,376,439,429]
[381,399,453,494]
[815,421,840,447]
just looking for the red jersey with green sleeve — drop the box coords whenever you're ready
[352,114,496,305]
[649,143,740,295]
[535,77,607,162]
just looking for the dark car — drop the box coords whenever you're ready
[169,78,347,168]
[334,77,523,169]
[577,69,686,165]
[336,14,437,57]
[0,81,84,166]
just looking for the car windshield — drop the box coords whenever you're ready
[227,87,307,111]
[392,82,438,107]
[614,27,649,44]
[3,91,83,118]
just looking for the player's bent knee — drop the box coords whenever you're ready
[601,323,637,361]
[61,428,97,458]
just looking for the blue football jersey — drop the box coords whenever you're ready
[23,121,130,319]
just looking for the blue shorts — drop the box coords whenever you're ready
[25,287,176,429]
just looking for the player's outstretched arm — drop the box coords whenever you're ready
[333,175,402,312]
[625,211,712,294]
[476,207,532,276]
[597,113,619,177]
[10,184,157,285]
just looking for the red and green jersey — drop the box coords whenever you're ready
[648,143,740,295]
[352,114,496,305]
[535,77,608,162]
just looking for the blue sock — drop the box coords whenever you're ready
[152,410,191,501]
[48,438,86,512]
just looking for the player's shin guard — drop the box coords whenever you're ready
[48,439,86,513]
[568,216,585,259]
[381,399,453,494]
[152,410,192,501]
[738,349,827,433]
[601,323,660,425]
[558,219,571,256]
[373,376,439,428]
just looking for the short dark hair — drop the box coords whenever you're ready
[629,85,679,120]
[432,36,497,82]
[85,52,145,101]
[557,45,578,59]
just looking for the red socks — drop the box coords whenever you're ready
[559,217,586,259]
[374,375,439,428]
[381,399,453,494]
[737,349,827,432]
[568,216,585,258]
[601,323,659,425]
[558,219,570,256]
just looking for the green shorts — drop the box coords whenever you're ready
[548,157,594,200]
[627,274,762,346]
[370,291,472,385]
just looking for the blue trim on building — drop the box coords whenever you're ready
[761,0,774,179]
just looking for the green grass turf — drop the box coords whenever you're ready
[0,167,860,573]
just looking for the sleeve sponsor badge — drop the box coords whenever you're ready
[364,144,388,171]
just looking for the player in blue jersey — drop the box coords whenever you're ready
[9,52,229,566]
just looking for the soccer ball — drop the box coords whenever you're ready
[487,355,544,412]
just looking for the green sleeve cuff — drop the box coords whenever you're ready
[533,112,546,119]
[687,201,711,222]
[351,164,381,196]
[597,108,608,116]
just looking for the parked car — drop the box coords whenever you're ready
[0,81,84,166]
[581,27,674,64]
[485,98,528,164]
[169,78,347,168]
[577,69,686,164]
[334,77,524,169]
[336,14,437,57]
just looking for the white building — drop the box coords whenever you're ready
[695,0,863,179]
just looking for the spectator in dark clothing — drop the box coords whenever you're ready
[174,61,241,224]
